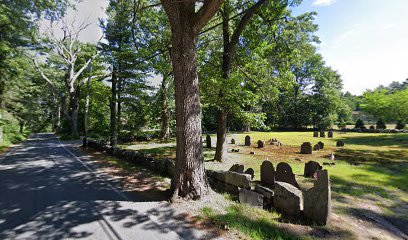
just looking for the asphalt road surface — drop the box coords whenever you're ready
[0,133,221,240]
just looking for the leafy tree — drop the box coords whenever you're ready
[355,118,365,129]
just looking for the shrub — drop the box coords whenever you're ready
[355,119,366,129]
[396,120,406,130]
[369,125,375,130]
[376,119,386,129]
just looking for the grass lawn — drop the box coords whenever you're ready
[120,131,408,238]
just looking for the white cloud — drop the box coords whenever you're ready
[312,0,337,7]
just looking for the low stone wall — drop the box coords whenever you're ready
[86,139,175,177]
[341,128,408,133]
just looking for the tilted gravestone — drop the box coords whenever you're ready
[231,138,235,144]
[257,140,264,148]
[301,142,313,154]
[244,168,255,180]
[328,131,334,138]
[304,161,323,178]
[228,164,245,173]
[260,160,275,186]
[245,135,251,146]
[274,181,303,217]
[206,135,211,148]
[320,130,326,138]
[318,141,324,150]
[304,170,331,225]
[275,162,300,189]
[239,188,263,208]
[336,141,345,147]
[313,144,320,151]
[313,131,319,137]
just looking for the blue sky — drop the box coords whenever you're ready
[292,0,408,94]
[55,0,408,95]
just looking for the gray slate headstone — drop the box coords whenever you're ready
[275,162,300,189]
[328,131,334,138]
[318,141,324,150]
[301,142,313,154]
[304,170,331,225]
[206,135,211,148]
[313,131,319,137]
[274,181,303,217]
[244,168,255,180]
[336,141,344,147]
[239,188,263,208]
[245,135,251,146]
[260,160,275,186]
[257,140,264,148]
[228,164,244,173]
[313,144,320,151]
[304,161,322,178]
[320,131,326,138]
[231,138,235,144]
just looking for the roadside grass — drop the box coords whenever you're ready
[201,204,308,240]
[0,130,29,153]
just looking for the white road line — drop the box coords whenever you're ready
[57,137,131,202]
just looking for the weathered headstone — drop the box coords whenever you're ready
[301,142,313,154]
[245,135,251,146]
[260,160,275,186]
[250,151,255,155]
[275,162,300,189]
[336,141,344,147]
[304,161,322,178]
[304,170,331,225]
[228,164,245,173]
[257,140,264,148]
[206,135,211,148]
[320,130,326,138]
[313,144,320,151]
[231,138,235,144]
[328,131,334,138]
[313,131,319,137]
[274,181,303,217]
[244,168,255,180]
[317,141,324,150]
[239,188,263,208]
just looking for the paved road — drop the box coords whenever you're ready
[0,133,220,240]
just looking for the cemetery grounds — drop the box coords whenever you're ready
[117,131,408,239]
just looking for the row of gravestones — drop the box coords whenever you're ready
[206,135,283,149]
[301,140,345,154]
[313,131,334,138]
[233,160,331,225]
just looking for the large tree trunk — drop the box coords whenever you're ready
[19,122,24,134]
[68,84,80,137]
[110,67,118,146]
[162,0,223,200]
[83,74,92,145]
[214,109,228,161]
[160,73,171,141]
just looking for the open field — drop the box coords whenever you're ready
[120,131,408,239]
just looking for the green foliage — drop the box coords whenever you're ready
[355,118,366,129]
[376,119,386,129]
[396,120,406,130]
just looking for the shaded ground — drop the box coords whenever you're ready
[0,133,223,240]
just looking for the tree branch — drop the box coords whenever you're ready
[194,0,225,32]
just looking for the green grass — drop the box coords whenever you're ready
[202,204,308,240]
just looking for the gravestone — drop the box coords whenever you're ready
[318,141,324,150]
[275,162,300,189]
[229,164,244,173]
[231,138,235,144]
[260,160,275,186]
[313,131,319,137]
[313,144,320,151]
[206,135,211,148]
[244,168,255,180]
[257,140,264,148]
[328,131,334,138]
[245,135,251,146]
[304,170,331,225]
[274,181,303,217]
[239,188,263,208]
[336,141,345,147]
[301,142,313,154]
[304,161,322,178]
[320,130,326,138]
